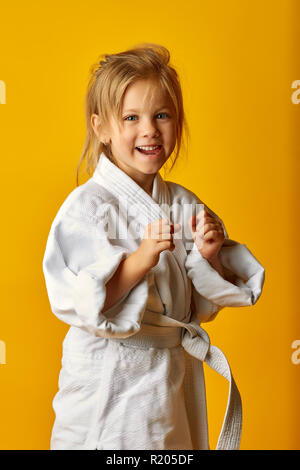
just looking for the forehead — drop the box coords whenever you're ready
[122,78,171,110]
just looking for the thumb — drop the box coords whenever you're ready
[188,215,197,233]
[170,223,181,234]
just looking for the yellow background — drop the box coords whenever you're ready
[0,0,299,450]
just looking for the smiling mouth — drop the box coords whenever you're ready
[135,145,162,156]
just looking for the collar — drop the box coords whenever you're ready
[92,153,171,220]
[92,153,188,267]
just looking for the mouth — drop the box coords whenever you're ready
[135,145,163,157]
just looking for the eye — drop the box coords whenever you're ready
[156,112,169,119]
[124,115,137,121]
[124,112,170,121]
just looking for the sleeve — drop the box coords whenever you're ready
[185,203,265,324]
[42,211,149,338]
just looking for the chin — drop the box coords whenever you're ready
[138,161,164,173]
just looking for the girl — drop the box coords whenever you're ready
[42,43,265,450]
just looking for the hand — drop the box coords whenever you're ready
[188,208,225,261]
[137,218,181,270]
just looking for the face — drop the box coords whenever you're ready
[92,77,177,193]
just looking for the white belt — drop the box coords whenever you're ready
[111,309,242,450]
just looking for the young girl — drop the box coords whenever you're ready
[42,43,265,450]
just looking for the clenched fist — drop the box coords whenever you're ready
[188,208,225,261]
[137,218,181,270]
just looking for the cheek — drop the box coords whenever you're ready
[165,124,177,144]
[121,129,136,145]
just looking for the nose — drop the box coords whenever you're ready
[141,117,160,138]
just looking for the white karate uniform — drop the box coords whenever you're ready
[42,153,265,450]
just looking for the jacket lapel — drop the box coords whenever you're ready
[92,153,188,267]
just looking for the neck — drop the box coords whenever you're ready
[112,159,156,197]
[133,174,155,197]
[139,175,155,197]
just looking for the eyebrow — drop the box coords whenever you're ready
[123,107,172,113]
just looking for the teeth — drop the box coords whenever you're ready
[137,145,160,151]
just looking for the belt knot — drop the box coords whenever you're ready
[181,321,211,362]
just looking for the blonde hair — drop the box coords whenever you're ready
[76,43,189,186]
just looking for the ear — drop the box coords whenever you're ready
[91,114,109,143]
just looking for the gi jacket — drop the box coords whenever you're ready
[42,153,265,450]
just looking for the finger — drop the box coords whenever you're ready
[188,215,198,233]
[170,223,181,234]
[195,207,212,218]
[156,225,172,234]
[193,219,213,238]
[149,219,169,238]
[194,232,205,246]
[156,224,177,235]
[194,205,205,218]
[196,213,221,228]
[158,232,172,240]
[160,227,181,240]
[158,240,175,251]
[198,222,222,235]
[153,218,169,227]
[192,217,207,233]
[203,229,223,241]
[195,213,217,229]
[156,222,181,235]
